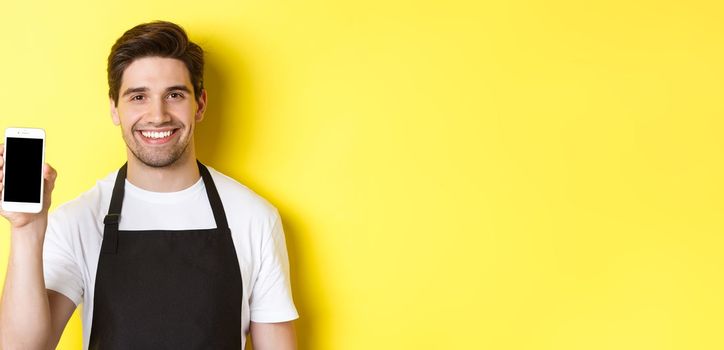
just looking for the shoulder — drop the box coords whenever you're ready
[49,170,117,227]
[206,166,280,224]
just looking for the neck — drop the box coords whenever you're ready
[125,149,200,193]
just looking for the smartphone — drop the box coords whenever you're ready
[2,127,46,213]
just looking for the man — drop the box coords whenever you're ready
[0,21,298,349]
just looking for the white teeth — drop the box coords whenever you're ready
[141,130,173,139]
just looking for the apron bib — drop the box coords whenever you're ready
[89,161,242,349]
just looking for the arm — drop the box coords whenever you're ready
[0,145,73,349]
[0,227,76,350]
[250,321,297,350]
[46,291,77,349]
[248,215,299,349]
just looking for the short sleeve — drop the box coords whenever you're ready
[43,210,84,306]
[249,214,299,322]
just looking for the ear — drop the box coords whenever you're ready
[195,89,208,122]
[109,98,121,126]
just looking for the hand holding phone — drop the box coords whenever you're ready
[0,127,57,229]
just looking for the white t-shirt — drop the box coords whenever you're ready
[43,166,299,349]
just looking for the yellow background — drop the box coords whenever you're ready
[1,0,723,349]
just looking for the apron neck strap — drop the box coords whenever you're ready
[102,161,229,254]
[197,160,229,229]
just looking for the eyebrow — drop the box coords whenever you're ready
[121,85,192,97]
[165,85,191,94]
[121,87,148,97]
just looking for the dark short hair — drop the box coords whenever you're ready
[107,21,204,104]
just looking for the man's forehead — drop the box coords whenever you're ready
[120,56,192,90]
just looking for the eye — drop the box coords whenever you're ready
[168,92,185,100]
[130,95,145,101]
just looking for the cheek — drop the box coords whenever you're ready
[167,103,197,122]
[117,107,143,128]
[118,105,145,122]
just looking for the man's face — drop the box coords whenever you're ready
[110,56,206,168]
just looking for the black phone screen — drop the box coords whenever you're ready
[4,137,43,203]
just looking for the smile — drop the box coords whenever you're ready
[136,129,179,144]
[141,130,173,139]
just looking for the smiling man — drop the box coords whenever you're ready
[0,21,298,349]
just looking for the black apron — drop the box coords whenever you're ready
[89,161,242,349]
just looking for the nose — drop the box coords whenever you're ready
[147,97,171,124]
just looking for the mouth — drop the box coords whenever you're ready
[136,128,179,144]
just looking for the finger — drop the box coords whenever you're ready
[41,164,56,212]
[43,163,57,193]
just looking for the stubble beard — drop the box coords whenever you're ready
[123,126,192,168]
